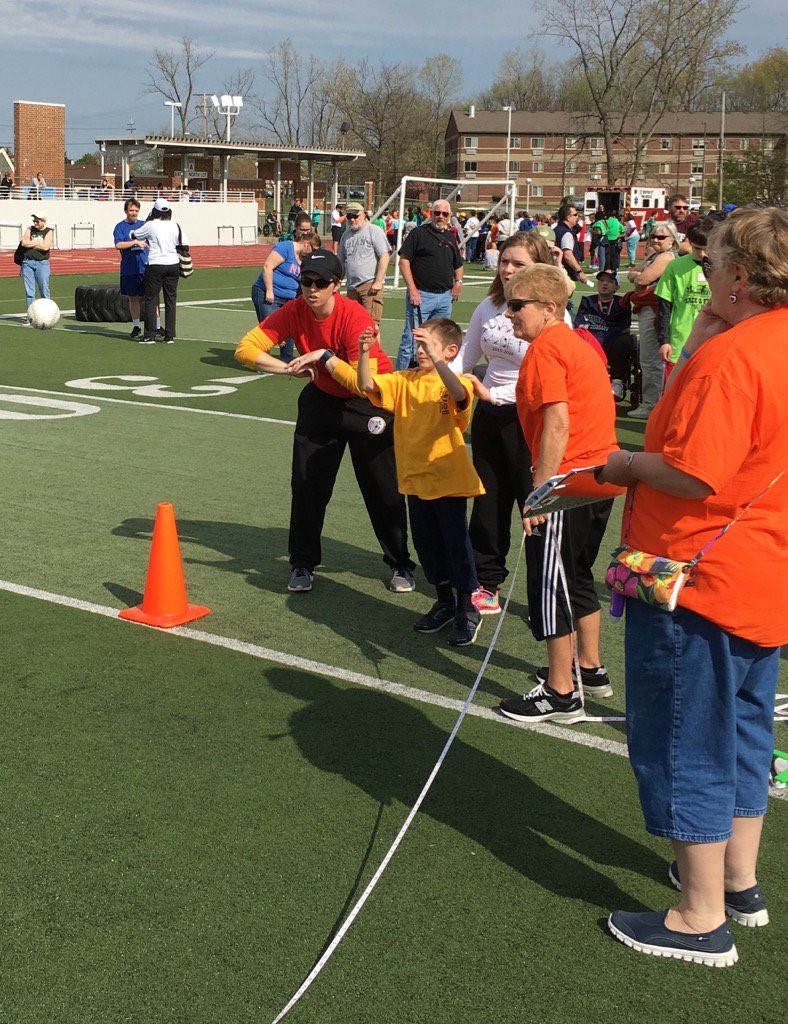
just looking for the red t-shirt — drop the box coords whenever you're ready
[627,308,788,646]
[516,321,622,498]
[256,294,392,398]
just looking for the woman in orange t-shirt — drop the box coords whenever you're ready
[598,207,788,967]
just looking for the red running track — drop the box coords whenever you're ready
[0,244,273,279]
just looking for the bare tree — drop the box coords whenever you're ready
[250,39,323,146]
[419,54,463,175]
[143,37,215,134]
[478,50,559,111]
[534,0,742,184]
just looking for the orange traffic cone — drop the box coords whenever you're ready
[119,502,211,628]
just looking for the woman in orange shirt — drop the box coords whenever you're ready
[598,207,788,967]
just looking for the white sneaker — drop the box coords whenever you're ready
[627,406,652,420]
[389,568,415,592]
[611,379,625,401]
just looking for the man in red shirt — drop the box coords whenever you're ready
[236,251,414,593]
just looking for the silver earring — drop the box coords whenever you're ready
[729,293,738,303]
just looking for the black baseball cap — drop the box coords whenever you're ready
[300,251,342,282]
[596,270,618,284]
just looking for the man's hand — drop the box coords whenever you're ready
[464,374,491,402]
[450,280,463,301]
[369,281,383,295]
[659,343,672,364]
[408,287,422,306]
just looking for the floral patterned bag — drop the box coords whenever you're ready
[605,471,784,617]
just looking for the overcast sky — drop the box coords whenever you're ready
[0,0,783,159]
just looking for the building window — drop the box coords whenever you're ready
[764,139,775,152]
[464,161,477,173]
[591,163,604,175]
[565,161,576,173]
[464,136,478,149]
[509,161,521,173]
[590,137,603,150]
[511,137,521,148]
[531,185,543,197]
[532,161,544,173]
[660,138,672,150]
[659,162,671,173]
[740,138,749,150]
[531,136,545,150]
[566,137,577,149]
[691,162,704,175]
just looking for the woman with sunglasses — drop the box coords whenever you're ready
[235,250,414,595]
[626,221,679,418]
[451,232,574,619]
[597,206,788,967]
[19,212,53,320]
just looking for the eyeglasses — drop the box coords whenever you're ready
[651,234,670,240]
[432,210,450,217]
[345,213,360,220]
[672,205,689,211]
[300,276,332,290]
[701,255,714,276]
[506,298,543,312]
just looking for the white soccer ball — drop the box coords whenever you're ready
[28,298,61,330]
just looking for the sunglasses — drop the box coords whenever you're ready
[506,298,543,312]
[651,234,671,240]
[432,210,451,217]
[345,213,360,220]
[672,205,689,211]
[300,276,332,290]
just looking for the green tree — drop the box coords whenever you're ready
[707,146,786,206]
[719,48,788,112]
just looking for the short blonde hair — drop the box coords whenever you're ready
[712,207,788,308]
[506,264,568,316]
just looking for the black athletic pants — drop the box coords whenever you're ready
[469,402,533,590]
[525,500,613,641]
[603,331,637,383]
[144,262,179,339]
[289,383,413,573]
[407,495,477,594]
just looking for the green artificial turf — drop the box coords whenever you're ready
[0,264,785,1023]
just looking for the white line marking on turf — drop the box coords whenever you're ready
[1,575,785,805]
[0,385,296,425]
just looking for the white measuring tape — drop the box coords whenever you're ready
[269,537,527,1022]
[776,693,788,723]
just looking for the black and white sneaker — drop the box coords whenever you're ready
[139,335,155,345]
[608,909,738,967]
[130,325,142,339]
[499,682,585,724]
[668,861,769,927]
[155,328,167,341]
[389,568,415,592]
[287,567,314,592]
[413,602,455,633]
[447,614,482,647]
[535,664,613,698]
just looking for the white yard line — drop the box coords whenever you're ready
[0,384,297,425]
[0,575,785,802]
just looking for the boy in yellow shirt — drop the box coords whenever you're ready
[287,318,485,645]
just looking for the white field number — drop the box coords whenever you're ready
[64,374,263,399]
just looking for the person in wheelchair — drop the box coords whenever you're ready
[574,270,635,402]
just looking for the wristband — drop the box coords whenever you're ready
[319,350,334,364]
[679,348,691,361]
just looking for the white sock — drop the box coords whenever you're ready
[133,319,140,327]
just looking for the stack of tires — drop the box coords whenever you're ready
[74,286,132,322]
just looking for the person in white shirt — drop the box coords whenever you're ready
[464,210,481,263]
[130,198,189,344]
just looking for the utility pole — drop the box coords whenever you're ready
[718,91,726,207]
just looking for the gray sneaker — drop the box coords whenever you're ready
[287,567,313,592]
[390,568,415,592]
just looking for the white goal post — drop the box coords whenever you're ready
[371,175,517,288]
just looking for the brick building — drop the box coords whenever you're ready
[14,101,66,188]
[445,109,787,210]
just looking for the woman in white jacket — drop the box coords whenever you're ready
[131,198,189,344]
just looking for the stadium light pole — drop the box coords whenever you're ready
[211,94,244,143]
[502,105,513,183]
[164,101,182,138]
[525,177,532,212]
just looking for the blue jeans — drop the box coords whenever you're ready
[21,259,51,308]
[597,241,607,273]
[396,290,452,370]
[464,237,478,263]
[250,286,294,362]
[626,233,639,264]
[624,599,779,843]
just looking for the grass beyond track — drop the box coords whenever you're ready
[0,265,785,1024]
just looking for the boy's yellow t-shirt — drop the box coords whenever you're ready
[369,369,485,500]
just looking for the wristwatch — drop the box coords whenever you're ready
[319,350,335,364]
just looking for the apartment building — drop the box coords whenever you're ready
[445,109,787,210]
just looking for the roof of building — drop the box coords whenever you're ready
[94,135,366,163]
[447,109,788,137]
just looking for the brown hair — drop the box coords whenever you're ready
[421,317,463,349]
[712,206,788,308]
[505,264,569,316]
[489,231,557,305]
